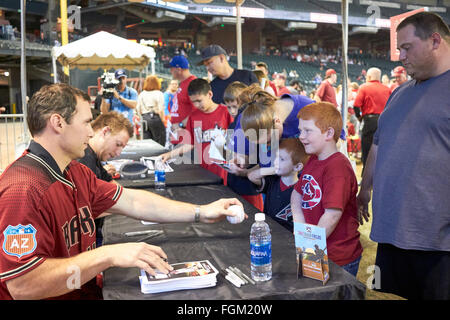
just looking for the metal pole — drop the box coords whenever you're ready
[236,0,243,69]
[52,53,58,83]
[60,0,70,79]
[341,0,349,135]
[20,0,29,138]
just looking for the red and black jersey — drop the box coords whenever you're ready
[0,141,122,299]
[259,175,296,233]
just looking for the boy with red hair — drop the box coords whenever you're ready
[291,102,363,276]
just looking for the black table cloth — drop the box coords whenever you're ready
[111,139,167,161]
[116,164,222,188]
[101,184,366,300]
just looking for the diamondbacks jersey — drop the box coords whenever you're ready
[0,141,123,299]
[293,152,362,266]
[169,75,197,124]
[259,175,295,232]
[184,104,232,181]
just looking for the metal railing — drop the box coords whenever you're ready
[0,114,30,174]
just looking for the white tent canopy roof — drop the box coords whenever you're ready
[51,31,155,70]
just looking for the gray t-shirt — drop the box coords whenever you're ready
[371,69,450,251]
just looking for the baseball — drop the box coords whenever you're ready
[227,205,245,224]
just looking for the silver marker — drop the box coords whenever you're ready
[232,266,256,285]
[225,268,246,286]
[124,230,161,237]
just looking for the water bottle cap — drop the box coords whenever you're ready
[255,213,265,221]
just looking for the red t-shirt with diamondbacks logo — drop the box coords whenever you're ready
[0,141,122,299]
[169,75,197,125]
[293,152,362,266]
[183,104,232,182]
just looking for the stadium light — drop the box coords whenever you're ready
[287,22,317,30]
[155,10,186,20]
[350,26,379,34]
[207,16,244,27]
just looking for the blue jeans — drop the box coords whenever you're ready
[342,256,362,277]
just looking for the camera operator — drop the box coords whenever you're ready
[100,69,137,124]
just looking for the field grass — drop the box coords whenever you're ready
[353,159,405,300]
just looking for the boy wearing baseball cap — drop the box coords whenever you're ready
[390,66,408,91]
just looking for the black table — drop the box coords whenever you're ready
[101,184,366,300]
[116,164,222,188]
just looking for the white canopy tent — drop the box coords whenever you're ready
[51,31,156,83]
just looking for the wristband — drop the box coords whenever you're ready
[194,206,201,223]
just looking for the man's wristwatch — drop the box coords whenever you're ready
[194,206,201,223]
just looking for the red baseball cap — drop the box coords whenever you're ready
[272,73,286,79]
[325,69,336,77]
[392,66,406,76]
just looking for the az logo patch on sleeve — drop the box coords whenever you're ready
[2,224,37,258]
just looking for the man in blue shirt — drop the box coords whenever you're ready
[357,12,450,300]
[197,45,258,104]
[100,69,138,124]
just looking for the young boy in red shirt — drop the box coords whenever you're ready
[161,78,232,182]
[291,102,363,276]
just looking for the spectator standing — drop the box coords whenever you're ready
[197,45,258,104]
[352,67,391,171]
[314,69,338,107]
[389,66,408,92]
[292,102,363,276]
[163,79,179,124]
[254,61,278,96]
[272,73,291,97]
[357,12,450,299]
[100,69,137,125]
[136,75,166,146]
[164,55,197,143]
[248,138,309,232]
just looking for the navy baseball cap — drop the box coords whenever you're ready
[164,55,189,69]
[115,69,127,79]
[196,45,227,66]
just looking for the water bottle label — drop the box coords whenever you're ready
[155,171,165,182]
[250,242,271,266]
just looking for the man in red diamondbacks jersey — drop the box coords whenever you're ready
[0,83,245,300]
[160,78,232,182]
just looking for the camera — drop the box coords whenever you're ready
[101,72,119,99]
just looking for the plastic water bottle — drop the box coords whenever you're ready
[250,213,272,281]
[154,158,166,190]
